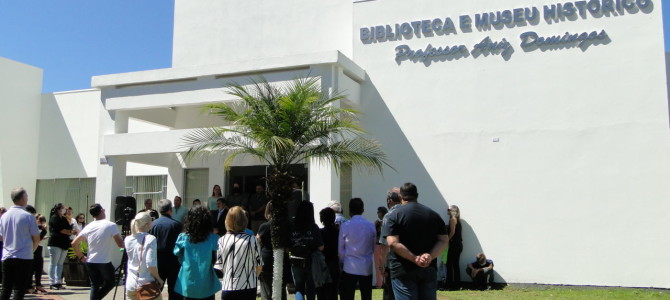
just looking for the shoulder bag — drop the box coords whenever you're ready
[136,235,163,300]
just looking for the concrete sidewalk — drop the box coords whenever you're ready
[24,285,174,300]
[23,270,174,300]
[23,258,219,300]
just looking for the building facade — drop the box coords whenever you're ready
[1,0,668,288]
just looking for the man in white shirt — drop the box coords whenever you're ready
[0,187,40,300]
[72,203,124,300]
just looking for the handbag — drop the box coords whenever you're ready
[135,235,162,300]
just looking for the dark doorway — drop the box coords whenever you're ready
[227,164,308,195]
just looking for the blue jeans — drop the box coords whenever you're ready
[48,246,68,285]
[391,267,438,300]
[86,262,115,300]
[291,263,315,300]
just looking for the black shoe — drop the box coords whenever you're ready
[49,285,60,290]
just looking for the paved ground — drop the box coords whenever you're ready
[23,258,220,300]
[23,275,175,300]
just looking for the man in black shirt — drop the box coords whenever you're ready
[247,184,268,233]
[148,199,183,300]
[466,253,494,290]
[381,182,448,300]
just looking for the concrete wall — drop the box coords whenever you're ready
[0,58,43,206]
[351,0,670,288]
[38,90,103,179]
[172,0,353,67]
[38,90,168,179]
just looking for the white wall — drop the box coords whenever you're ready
[0,58,43,206]
[172,0,353,67]
[38,90,103,179]
[352,0,670,288]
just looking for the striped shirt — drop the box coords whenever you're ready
[216,232,262,291]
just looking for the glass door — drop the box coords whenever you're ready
[184,168,209,209]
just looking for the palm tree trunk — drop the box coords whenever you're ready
[267,168,295,300]
[272,248,285,300]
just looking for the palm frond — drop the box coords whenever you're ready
[182,76,392,175]
[299,137,393,175]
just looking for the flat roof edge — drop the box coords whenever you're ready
[91,51,365,88]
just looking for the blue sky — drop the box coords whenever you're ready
[0,1,668,93]
[0,1,174,93]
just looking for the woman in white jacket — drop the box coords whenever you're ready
[124,212,164,300]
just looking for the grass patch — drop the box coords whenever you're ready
[434,285,670,299]
[266,285,669,299]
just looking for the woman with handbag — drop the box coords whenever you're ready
[216,206,262,300]
[174,205,222,300]
[125,212,164,300]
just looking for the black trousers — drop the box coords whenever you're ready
[339,271,372,300]
[220,288,255,300]
[260,270,287,300]
[86,262,115,300]
[446,242,462,289]
[185,296,214,300]
[33,245,44,287]
[316,260,339,300]
[382,267,394,300]
[1,258,33,300]
[158,254,183,300]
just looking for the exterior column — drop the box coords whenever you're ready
[95,98,130,220]
[308,158,342,217]
[166,154,185,202]
[94,156,127,220]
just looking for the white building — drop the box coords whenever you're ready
[1,0,668,288]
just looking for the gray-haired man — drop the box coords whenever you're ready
[149,199,183,300]
[0,188,40,300]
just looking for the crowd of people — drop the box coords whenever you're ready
[0,182,495,300]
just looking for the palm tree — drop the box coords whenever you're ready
[183,76,390,300]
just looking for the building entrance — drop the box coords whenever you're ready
[227,164,308,195]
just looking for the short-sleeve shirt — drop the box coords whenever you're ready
[247,194,268,220]
[0,206,40,260]
[226,194,248,209]
[173,233,222,298]
[469,259,494,270]
[289,224,323,259]
[217,232,262,291]
[172,206,187,224]
[124,232,158,291]
[381,202,447,278]
[77,219,120,263]
[379,204,400,245]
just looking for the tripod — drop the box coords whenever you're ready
[112,207,133,300]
